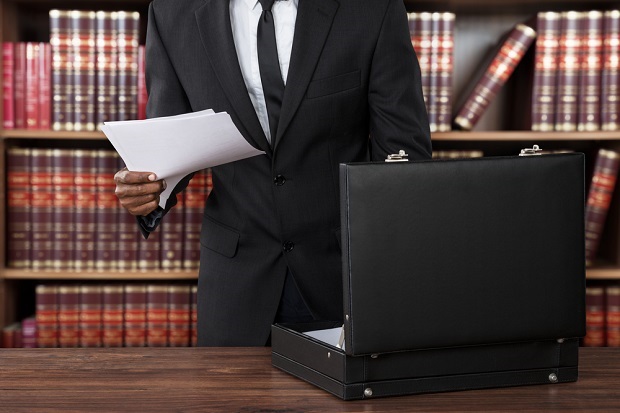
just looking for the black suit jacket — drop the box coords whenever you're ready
[144,0,431,345]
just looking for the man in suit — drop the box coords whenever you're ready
[114,0,431,346]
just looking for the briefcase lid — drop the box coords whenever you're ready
[339,153,585,356]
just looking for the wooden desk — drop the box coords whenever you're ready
[0,347,618,412]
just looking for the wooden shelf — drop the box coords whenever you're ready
[2,129,106,140]
[586,267,620,281]
[1,269,198,280]
[432,131,620,141]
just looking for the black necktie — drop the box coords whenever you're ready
[257,0,285,145]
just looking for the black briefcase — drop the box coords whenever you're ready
[271,148,586,400]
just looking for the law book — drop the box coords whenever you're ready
[117,158,139,271]
[2,322,21,348]
[36,285,59,348]
[146,284,169,347]
[183,170,207,271]
[436,12,455,132]
[139,225,161,271]
[161,200,184,272]
[50,9,74,131]
[124,284,147,347]
[13,42,26,129]
[6,147,32,269]
[95,149,119,271]
[95,11,118,127]
[21,316,37,348]
[408,12,432,112]
[601,10,620,131]
[25,42,40,129]
[116,11,140,121]
[454,23,537,130]
[585,149,620,267]
[52,148,75,271]
[102,285,124,347]
[577,11,604,132]
[74,149,97,271]
[191,284,198,347]
[607,285,620,347]
[137,44,147,120]
[58,285,80,347]
[79,285,103,347]
[38,42,52,130]
[584,285,606,347]
[3,42,15,129]
[168,285,191,347]
[531,12,562,131]
[554,11,583,132]
[71,10,97,131]
[31,148,54,270]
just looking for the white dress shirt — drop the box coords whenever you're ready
[230,0,298,143]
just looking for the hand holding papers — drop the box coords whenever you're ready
[101,109,265,208]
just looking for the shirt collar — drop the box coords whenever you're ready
[244,0,288,11]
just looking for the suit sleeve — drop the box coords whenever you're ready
[367,0,432,162]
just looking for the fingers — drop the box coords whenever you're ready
[114,168,157,185]
[114,168,167,216]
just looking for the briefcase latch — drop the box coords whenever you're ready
[519,145,543,156]
[385,150,409,162]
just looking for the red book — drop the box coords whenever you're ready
[20,316,37,348]
[38,42,51,130]
[74,149,97,271]
[52,148,75,271]
[3,42,15,129]
[116,11,141,121]
[71,10,97,132]
[58,285,80,347]
[96,11,118,126]
[555,11,583,132]
[161,200,184,272]
[584,286,606,347]
[183,170,207,271]
[137,44,147,120]
[146,284,169,347]
[2,322,21,348]
[102,285,124,347]
[79,285,103,347]
[6,147,32,269]
[408,13,432,116]
[191,284,197,347]
[585,149,620,266]
[168,285,191,347]
[95,149,119,271]
[31,148,54,270]
[454,23,537,130]
[607,285,620,347]
[124,284,147,347]
[531,12,562,131]
[13,42,26,129]
[436,12,455,132]
[36,284,59,348]
[117,158,139,271]
[601,10,620,131]
[50,9,74,131]
[25,42,40,129]
[577,11,604,132]
[427,13,441,132]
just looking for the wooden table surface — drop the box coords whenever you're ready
[0,347,618,412]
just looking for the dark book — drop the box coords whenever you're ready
[577,11,604,132]
[584,286,606,347]
[36,284,59,348]
[555,11,583,132]
[585,149,620,266]
[71,10,97,131]
[95,149,119,271]
[13,42,26,129]
[124,284,147,347]
[38,42,51,130]
[50,9,74,131]
[74,149,97,271]
[2,322,21,348]
[96,11,118,127]
[436,12,455,132]
[25,42,40,129]
[79,285,103,347]
[427,13,441,132]
[601,10,620,131]
[454,23,537,130]
[117,158,139,271]
[607,285,620,347]
[146,284,169,347]
[116,11,140,121]
[21,316,37,348]
[408,12,432,113]
[3,42,14,129]
[137,44,147,120]
[183,170,207,271]
[6,147,32,269]
[52,148,75,271]
[191,284,197,347]
[102,285,124,347]
[58,285,80,347]
[531,12,562,131]
[168,285,191,347]
[31,148,54,270]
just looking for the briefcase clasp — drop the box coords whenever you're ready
[385,150,409,162]
[519,145,542,156]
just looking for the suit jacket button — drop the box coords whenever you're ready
[283,242,295,252]
[273,175,286,186]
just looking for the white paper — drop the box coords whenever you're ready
[101,109,265,208]
[303,327,346,350]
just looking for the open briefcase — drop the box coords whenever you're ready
[271,147,586,400]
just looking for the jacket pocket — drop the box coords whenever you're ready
[200,215,240,258]
[307,70,361,99]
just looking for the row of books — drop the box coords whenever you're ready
[6,147,212,271]
[408,12,455,133]
[2,10,147,132]
[584,284,620,347]
[1,283,198,348]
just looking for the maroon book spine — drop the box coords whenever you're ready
[96,11,118,126]
[52,148,75,271]
[601,10,620,131]
[191,284,197,347]
[146,284,169,347]
[436,12,455,132]
[7,147,32,269]
[58,285,80,347]
[607,286,620,347]
[117,158,139,271]
[409,12,432,116]
[39,42,52,130]
[50,9,74,131]
[161,200,184,272]
[36,284,59,348]
[116,11,140,121]
[2,323,21,348]
[426,13,441,133]
[3,42,15,129]
[71,10,97,132]
[102,285,124,347]
[555,11,583,132]
[13,42,26,129]
[183,170,207,271]
[79,285,103,347]
[137,44,147,120]
[454,24,537,130]
[21,316,37,348]
[74,149,97,271]
[25,42,40,129]
[584,286,606,347]
[585,149,620,266]
[139,225,161,271]
[168,285,191,347]
[531,12,562,131]
[95,149,119,271]
[124,284,147,347]
[31,148,54,270]
[577,11,604,132]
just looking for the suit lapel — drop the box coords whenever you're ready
[274,0,339,150]
[195,0,272,155]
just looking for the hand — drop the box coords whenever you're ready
[114,168,167,216]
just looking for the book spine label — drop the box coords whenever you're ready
[36,285,59,348]
[58,285,80,347]
[31,148,54,270]
[584,286,606,346]
[74,149,97,271]
[601,10,620,131]
[146,285,169,347]
[168,285,191,347]
[71,10,97,131]
[577,11,604,132]
[7,147,32,269]
[25,43,40,129]
[52,149,75,271]
[39,42,51,130]
[14,42,26,129]
[116,11,140,121]
[124,285,147,347]
[95,150,119,270]
[102,285,124,347]
[3,42,15,129]
[79,285,103,347]
[50,9,74,131]
[607,286,620,347]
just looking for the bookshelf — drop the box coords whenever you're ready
[0,0,619,339]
